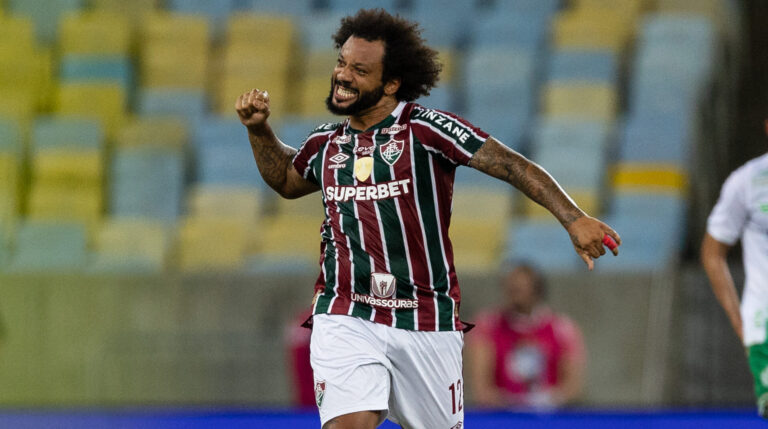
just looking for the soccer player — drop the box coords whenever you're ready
[701,123,768,417]
[235,9,620,429]
[466,262,585,409]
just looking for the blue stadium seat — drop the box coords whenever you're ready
[59,55,133,90]
[619,114,691,164]
[598,214,685,272]
[454,165,510,191]
[472,11,550,52]
[8,220,88,272]
[246,0,317,16]
[300,12,346,52]
[504,221,582,272]
[639,14,715,48]
[531,117,611,152]
[168,0,237,39]
[326,0,398,14]
[488,0,560,23]
[32,116,104,151]
[417,86,456,112]
[9,0,84,44]
[0,118,22,155]
[609,191,687,222]
[276,117,331,149]
[110,146,186,221]
[547,50,617,84]
[405,0,478,48]
[192,117,264,187]
[137,88,207,123]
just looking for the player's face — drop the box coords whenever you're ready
[503,268,539,314]
[326,36,387,116]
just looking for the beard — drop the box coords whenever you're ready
[325,77,386,116]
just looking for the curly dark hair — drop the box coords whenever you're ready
[332,9,442,102]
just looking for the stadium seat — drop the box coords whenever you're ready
[32,149,103,186]
[226,13,295,49]
[326,0,398,13]
[116,117,188,148]
[597,213,684,272]
[140,12,210,89]
[110,145,186,221]
[59,55,133,90]
[255,214,323,265]
[611,162,688,192]
[246,0,315,16]
[297,77,332,117]
[137,88,207,122]
[609,190,687,221]
[0,13,36,51]
[176,216,257,272]
[452,187,514,222]
[55,83,126,139]
[9,0,83,45]
[89,217,171,273]
[619,114,691,164]
[541,83,617,120]
[0,40,52,112]
[276,117,335,149]
[192,117,264,187]
[546,49,618,84]
[167,0,237,40]
[299,12,345,53]
[552,8,634,53]
[504,220,583,272]
[8,220,89,272]
[454,165,511,191]
[186,185,261,220]
[406,0,477,48]
[417,86,456,113]
[450,216,506,273]
[472,11,550,52]
[27,184,103,225]
[59,11,131,55]
[90,0,159,27]
[0,152,21,226]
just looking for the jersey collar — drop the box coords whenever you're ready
[346,101,407,135]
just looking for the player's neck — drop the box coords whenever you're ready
[348,96,399,131]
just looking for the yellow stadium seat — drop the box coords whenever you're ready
[141,43,209,88]
[116,118,187,148]
[56,83,126,139]
[542,83,617,120]
[571,0,648,21]
[226,13,295,49]
[60,12,131,55]
[450,217,505,273]
[297,77,332,116]
[0,46,52,109]
[257,214,322,263]
[524,189,601,220]
[553,9,635,52]
[177,216,257,272]
[274,193,326,221]
[452,187,514,223]
[0,89,36,126]
[186,185,261,220]
[94,217,170,264]
[0,14,36,51]
[304,50,337,77]
[0,154,21,223]
[33,149,103,185]
[222,43,293,80]
[143,12,209,46]
[90,0,159,21]
[611,163,688,191]
[28,185,103,224]
[437,49,457,84]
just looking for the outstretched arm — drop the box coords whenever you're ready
[468,137,621,269]
[701,233,743,341]
[236,88,320,199]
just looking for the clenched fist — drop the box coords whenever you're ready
[236,88,271,131]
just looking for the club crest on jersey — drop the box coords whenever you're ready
[380,139,404,165]
[370,273,396,298]
[354,157,373,182]
[314,380,326,407]
[328,153,349,169]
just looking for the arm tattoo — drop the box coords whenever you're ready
[469,137,584,227]
[246,124,299,197]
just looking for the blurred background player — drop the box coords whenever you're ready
[701,120,768,418]
[467,261,585,409]
[237,8,619,429]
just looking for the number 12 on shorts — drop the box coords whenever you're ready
[449,379,463,414]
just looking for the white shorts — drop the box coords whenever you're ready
[310,314,464,428]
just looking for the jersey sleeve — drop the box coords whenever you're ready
[410,106,489,166]
[707,167,750,245]
[291,123,338,185]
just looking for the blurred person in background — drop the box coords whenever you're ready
[701,119,768,418]
[466,262,586,409]
[236,8,619,429]
[285,307,315,408]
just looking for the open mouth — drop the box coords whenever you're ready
[334,84,358,103]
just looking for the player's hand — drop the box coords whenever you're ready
[235,88,271,132]
[566,216,621,270]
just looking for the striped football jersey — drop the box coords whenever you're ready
[292,101,489,331]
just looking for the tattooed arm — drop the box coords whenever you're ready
[236,88,320,199]
[469,137,621,269]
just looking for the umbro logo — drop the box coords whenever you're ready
[328,153,349,170]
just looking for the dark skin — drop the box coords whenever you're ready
[237,36,620,429]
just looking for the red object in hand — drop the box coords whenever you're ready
[602,234,618,251]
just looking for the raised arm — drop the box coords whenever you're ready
[235,88,320,199]
[468,137,621,270]
[701,233,743,341]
